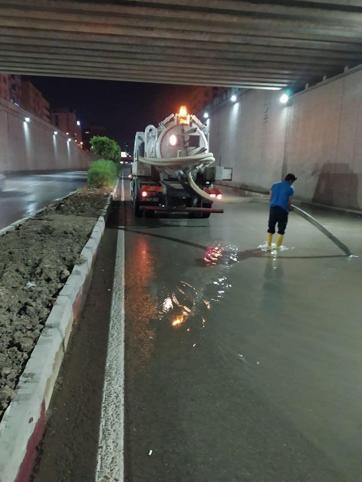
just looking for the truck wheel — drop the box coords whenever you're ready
[134,201,142,217]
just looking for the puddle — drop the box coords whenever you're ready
[158,243,240,333]
[203,242,239,266]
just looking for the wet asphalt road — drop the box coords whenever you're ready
[31,179,362,482]
[124,183,362,482]
[0,171,86,229]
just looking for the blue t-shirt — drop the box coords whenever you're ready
[270,181,294,212]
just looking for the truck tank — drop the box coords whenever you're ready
[133,106,216,201]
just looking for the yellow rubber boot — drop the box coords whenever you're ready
[276,234,284,248]
[266,233,273,248]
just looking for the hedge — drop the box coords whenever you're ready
[87,159,118,188]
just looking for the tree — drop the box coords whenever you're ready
[90,136,121,162]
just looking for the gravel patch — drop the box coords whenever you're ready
[0,191,109,419]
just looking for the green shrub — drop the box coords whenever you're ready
[87,159,118,188]
[90,136,121,162]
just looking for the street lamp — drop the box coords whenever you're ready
[24,117,30,123]
[230,94,237,102]
[280,93,289,105]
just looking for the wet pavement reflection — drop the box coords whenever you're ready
[0,171,86,229]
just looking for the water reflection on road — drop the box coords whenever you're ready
[126,236,157,374]
[0,171,86,229]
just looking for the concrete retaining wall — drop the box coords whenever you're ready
[0,98,91,172]
[210,66,362,211]
[210,90,287,192]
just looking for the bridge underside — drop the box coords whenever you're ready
[0,0,361,90]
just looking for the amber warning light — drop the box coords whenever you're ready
[177,105,190,125]
[179,105,187,116]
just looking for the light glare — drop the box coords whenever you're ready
[280,93,289,105]
[203,112,209,119]
[169,134,177,146]
[179,105,188,116]
[230,94,237,102]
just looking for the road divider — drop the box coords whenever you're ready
[0,191,113,482]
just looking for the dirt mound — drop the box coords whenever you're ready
[51,190,109,217]
[0,192,108,418]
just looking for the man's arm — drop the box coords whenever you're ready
[288,197,293,211]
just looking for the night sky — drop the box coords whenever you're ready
[27,76,199,149]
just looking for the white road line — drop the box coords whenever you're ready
[96,227,125,482]
[121,176,125,202]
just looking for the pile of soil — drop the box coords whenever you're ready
[0,191,109,419]
[52,190,110,217]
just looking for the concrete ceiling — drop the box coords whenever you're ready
[0,0,362,90]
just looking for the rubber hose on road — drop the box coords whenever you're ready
[292,204,352,256]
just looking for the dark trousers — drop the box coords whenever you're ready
[268,206,288,235]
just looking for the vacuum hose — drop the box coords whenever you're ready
[291,204,352,256]
[139,152,217,201]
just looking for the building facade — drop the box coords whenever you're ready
[51,109,82,145]
[9,75,22,105]
[0,74,9,101]
[0,74,22,104]
[21,80,50,122]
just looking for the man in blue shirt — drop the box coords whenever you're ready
[266,173,297,249]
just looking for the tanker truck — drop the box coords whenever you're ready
[131,106,223,218]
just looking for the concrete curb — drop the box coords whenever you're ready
[0,193,113,482]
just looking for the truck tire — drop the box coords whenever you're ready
[134,200,142,217]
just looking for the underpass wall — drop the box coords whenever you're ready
[209,90,286,192]
[210,66,362,211]
[285,69,362,211]
[0,98,91,173]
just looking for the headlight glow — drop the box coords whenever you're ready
[169,134,177,146]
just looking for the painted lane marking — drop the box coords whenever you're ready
[121,176,125,202]
[96,228,125,482]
